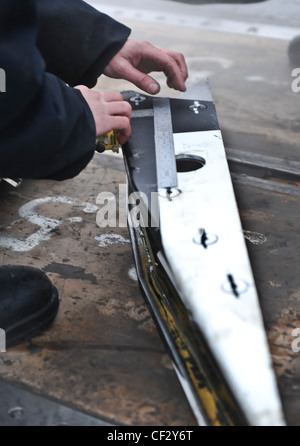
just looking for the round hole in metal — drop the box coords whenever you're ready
[176,154,206,173]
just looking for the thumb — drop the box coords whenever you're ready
[122,65,161,95]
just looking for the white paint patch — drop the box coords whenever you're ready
[186,56,234,71]
[243,230,267,245]
[269,280,282,289]
[245,76,290,87]
[82,203,99,214]
[68,217,83,223]
[0,196,99,252]
[185,56,234,83]
[245,75,265,82]
[95,233,130,247]
[128,266,138,282]
[6,219,23,229]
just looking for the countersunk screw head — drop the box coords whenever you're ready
[8,407,25,419]
[130,94,147,106]
[188,101,207,114]
[158,188,182,200]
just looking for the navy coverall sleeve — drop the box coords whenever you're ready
[36,0,131,88]
[0,0,131,180]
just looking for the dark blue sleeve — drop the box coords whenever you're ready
[36,0,131,88]
[0,0,130,180]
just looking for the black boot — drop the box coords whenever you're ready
[0,265,59,348]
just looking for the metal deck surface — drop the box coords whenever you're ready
[0,1,299,426]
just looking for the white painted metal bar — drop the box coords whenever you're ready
[157,127,286,426]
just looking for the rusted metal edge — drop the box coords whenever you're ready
[127,193,248,426]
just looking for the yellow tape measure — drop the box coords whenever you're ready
[95,130,120,154]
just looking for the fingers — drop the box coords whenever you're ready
[149,47,188,92]
[101,91,125,102]
[107,101,132,144]
[126,40,188,93]
[74,86,132,144]
[96,98,131,144]
[103,39,189,95]
[107,100,132,120]
[111,115,132,145]
[164,49,189,89]
[114,62,161,95]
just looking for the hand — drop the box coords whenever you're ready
[75,86,131,145]
[103,39,188,95]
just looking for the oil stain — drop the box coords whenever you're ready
[44,263,97,284]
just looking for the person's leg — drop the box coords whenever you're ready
[0,266,59,348]
[289,36,300,67]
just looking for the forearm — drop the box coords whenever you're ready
[36,0,131,87]
[0,0,96,181]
